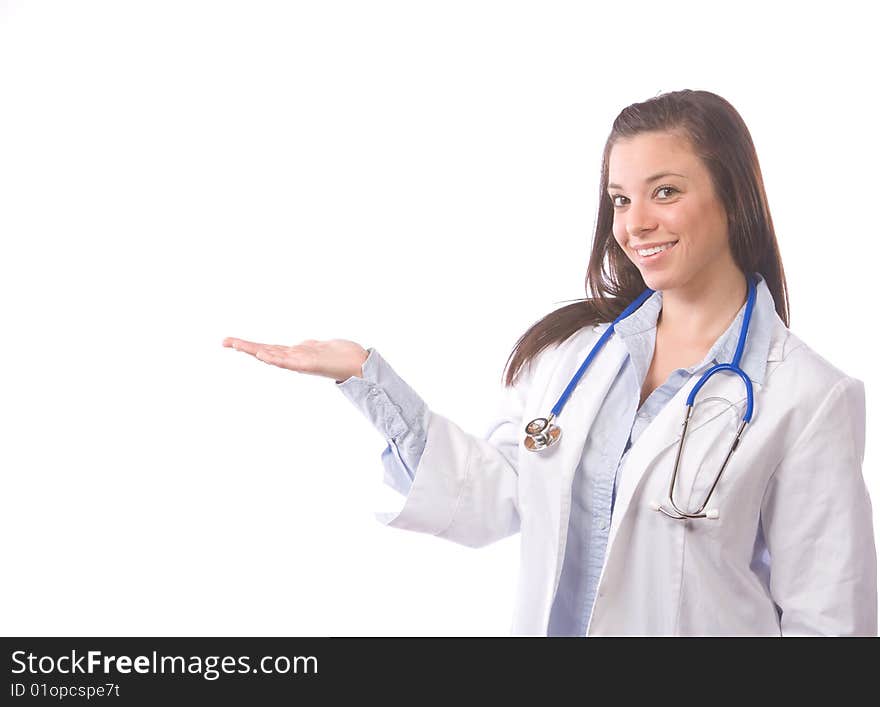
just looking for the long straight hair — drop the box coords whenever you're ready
[502,89,790,388]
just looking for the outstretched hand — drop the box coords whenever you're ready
[222,337,369,383]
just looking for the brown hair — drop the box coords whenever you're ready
[502,88,790,388]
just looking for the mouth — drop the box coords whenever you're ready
[633,240,678,262]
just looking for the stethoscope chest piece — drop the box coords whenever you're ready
[523,415,562,452]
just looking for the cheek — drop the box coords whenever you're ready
[611,226,629,255]
[663,204,695,233]
[673,195,726,237]
[611,218,627,245]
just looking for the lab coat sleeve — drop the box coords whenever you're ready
[760,375,877,636]
[375,354,539,549]
[335,347,429,496]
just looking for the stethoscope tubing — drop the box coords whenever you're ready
[524,273,759,521]
[549,287,655,418]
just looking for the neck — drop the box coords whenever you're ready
[656,263,748,348]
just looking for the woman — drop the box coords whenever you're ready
[223,89,877,636]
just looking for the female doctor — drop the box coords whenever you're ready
[223,89,877,636]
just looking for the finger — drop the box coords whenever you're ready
[254,347,299,370]
[224,338,265,356]
[254,349,277,365]
[262,344,288,354]
[258,345,315,373]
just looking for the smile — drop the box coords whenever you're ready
[635,241,678,259]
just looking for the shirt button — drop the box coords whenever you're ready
[599,520,608,530]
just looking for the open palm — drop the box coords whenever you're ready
[222,336,368,382]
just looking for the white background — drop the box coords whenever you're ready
[1,1,877,636]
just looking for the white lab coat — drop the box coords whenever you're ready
[376,310,877,636]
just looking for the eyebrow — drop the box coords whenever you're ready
[607,172,688,190]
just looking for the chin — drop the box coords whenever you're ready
[639,271,677,292]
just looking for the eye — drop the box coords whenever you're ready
[609,185,679,208]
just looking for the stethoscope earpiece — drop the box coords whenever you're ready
[649,500,722,521]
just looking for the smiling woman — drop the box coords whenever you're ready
[503,92,789,385]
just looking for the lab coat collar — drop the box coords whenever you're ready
[611,272,776,386]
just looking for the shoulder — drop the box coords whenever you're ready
[766,317,864,407]
[511,323,601,392]
[547,323,606,361]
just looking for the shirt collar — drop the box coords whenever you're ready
[612,272,776,386]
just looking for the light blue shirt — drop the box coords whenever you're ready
[335,347,428,498]
[336,272,776,636]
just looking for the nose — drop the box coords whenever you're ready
[625,203,657,240]
[627,225,651,240]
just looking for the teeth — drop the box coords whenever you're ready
[637,241,676,256]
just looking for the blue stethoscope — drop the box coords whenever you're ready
[523,273,758,521]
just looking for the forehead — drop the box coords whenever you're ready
[608,131,700,180]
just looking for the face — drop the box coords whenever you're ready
[607,130,736,293]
